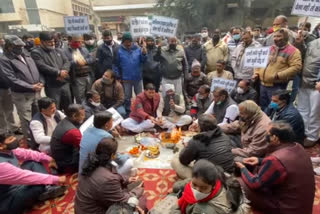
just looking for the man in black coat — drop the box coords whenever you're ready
[184,34,207,72]
[171,114,234,179]
[265,89,305,144]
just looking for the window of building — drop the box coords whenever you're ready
[0,0,15,13]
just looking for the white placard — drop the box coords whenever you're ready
[244,47,270,68]
[210,78,237,94]
[130,17,151,38]
[64,16,90,35]
[151,16,178,37]
[80,107,123,134]
[291,0,320,17]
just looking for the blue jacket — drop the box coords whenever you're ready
[116,44,147,81]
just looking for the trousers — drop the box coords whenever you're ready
[0,88,18,134]
[45,83,72,112]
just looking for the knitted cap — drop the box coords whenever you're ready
[122,32,132,42]
[192,59,201,69]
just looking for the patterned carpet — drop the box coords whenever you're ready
[25,145,320,214]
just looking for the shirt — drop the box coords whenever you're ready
[240,155,287,189]
[205,101,239,126]
[0,148,59,185]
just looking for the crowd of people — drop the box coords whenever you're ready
[0,14,319,214]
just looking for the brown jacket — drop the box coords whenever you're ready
[221,112,271,157]
[92,79,125,109]
[75,166,141,214]
[130,92,160,123]
[254,44,302,87]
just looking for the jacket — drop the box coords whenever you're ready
[142,46,162,81]
[221,112,271,157]
[96,42,119,79]
[231,87,258,104]
[75,166,141,214]
[184,73,209,98]
[31,47,71,87]
[301,38,320,88]
[157,94,185,117]
[204,40,228,72]
[82,100,107,121]
[91,79,125,109]
[265,104,305,144]
[130,92,160,123]
[116,44,147,81]
[231,41,261,80]
[254,44,302,86]
[179,129,235,173]
[185,44,207,72]
[0,51,41,93]
[155,46,188,79]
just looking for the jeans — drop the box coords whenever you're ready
[0,161,47,214]
[291,75,301,103]
[123,80,143,114]
[45,83,72,112]
[116,105,127,118]
[260,84,287,111]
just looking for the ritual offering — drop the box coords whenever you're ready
[129,146,140,157]
[145,144,160,159]
[161,127,182,147]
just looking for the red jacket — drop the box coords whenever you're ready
[130,92,160,123]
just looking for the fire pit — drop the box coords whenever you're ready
[161,128,182,145]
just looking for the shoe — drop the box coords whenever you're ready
[314,167,320,176]
[311,157,320,164]
[38,185,67,201]
[303,139,319,148]
[13,128,23,135]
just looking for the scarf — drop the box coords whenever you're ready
[178,180,222,214]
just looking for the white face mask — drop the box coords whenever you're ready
[191,186,211,201]
[91,101,101,107]
[201,32,208,38]
[237,87,245,94]
[85,40,95,46]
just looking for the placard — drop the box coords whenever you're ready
[130,17,151,38]
[291,0,320,17]
[64,16,90,35]
[80,108,123,134]
[244,47,270,68]
[210,78,237,94]
[151,16,178,37]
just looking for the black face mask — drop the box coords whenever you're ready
[265,134,271,143]
[104,40,112,46]
[25,41,34,51]
[169,44,176,50]
[147,44,155,49]
[12,46,23,56]
[6,140,19,150]
[212,35,220,43]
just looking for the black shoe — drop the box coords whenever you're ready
[38,185,67,201]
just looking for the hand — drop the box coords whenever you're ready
[252,74,259,81]
[77,58,86,66]
[32,83,42,92]
[182,140,189,147]
[148,116,156,123]
[155,117,164,126]
[141,42,147,55]
[112,129,120,138]
[49,159,58,169]
[58,176,67,185]
[243,157,259,166]
[316,82,320,92]
[188,122,199,132]
[60,70,69,79]
[169,99,175,109]
[136,206,145,214]
[129,176,139,183]
[274,73,279,80]
[235,162,246,169]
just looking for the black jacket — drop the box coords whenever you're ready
[31,47,71,87]
[231,87,258,104]
[82,100,107,121]
[179,128,235,173]
[265,104,305,144]
[184,44,207,72]
[142,46,162,81]
[0,51,41,93]
[96,42,119,79]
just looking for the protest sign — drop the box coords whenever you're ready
[244,47,270,68]
[291,0,320,17]
[151,16,178,37]
[80,107,123,134]
[130,17,151,38]
[210,78,237,94]
[64,16,90,35]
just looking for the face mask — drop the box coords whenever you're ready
[269,102,279,111]
[6,140,19,150]
[102,77,113,85]
[265,134,271,143]
[104,40,112,46]
[233,34,241,41]
[198,95,205,100]
[71,42,81,49]
[12,46,23,56]
[212,35,220,42]
[90,101,101,107]
[216,101,222,105]
[85,40,95,46]
[275,39,286,48]
[147,44,154,49]
[191,186,211,201]
[237,87,244,94]
[25,41,34,50]
[201,32,208,38]
[55,41,62,48]
[273,26,281,32]
[45,45,55,51]
[169,44,176,50]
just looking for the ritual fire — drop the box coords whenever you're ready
[161,127,182,144]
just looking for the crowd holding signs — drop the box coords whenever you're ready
[244,47,270,68]
[292,0,320,17]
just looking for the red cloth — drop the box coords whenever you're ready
[178,180,222,214]
[130,92,160,123]
[61,129,82,148]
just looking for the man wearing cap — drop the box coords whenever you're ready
[157,84,192,130]
[185,34,207,72]
[96,30,120,80]
[31,32,72,112]
[116,32,147,114]
[64,34,95,104]
[0,35,43,137]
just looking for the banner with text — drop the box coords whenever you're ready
[151,16,178,37]
[244,47,270,68]
[291,0,320,17]
[211,78,237,94]
[64,16,90,35]
[130,17,151,38]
